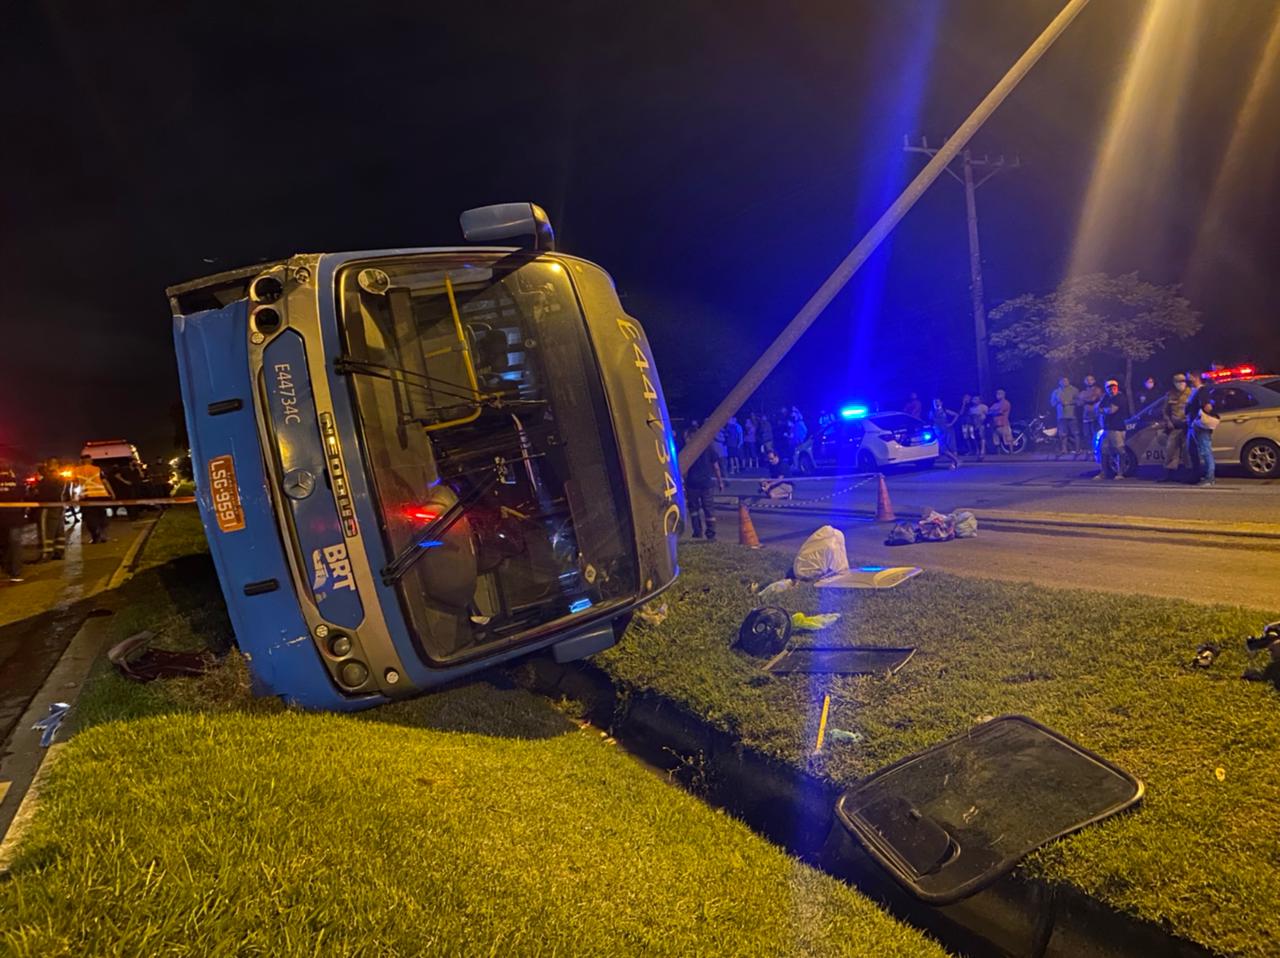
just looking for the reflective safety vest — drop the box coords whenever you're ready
[74,464,109,499]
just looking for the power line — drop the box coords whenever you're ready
[903,137,1021,399]
[679,0,1091,473]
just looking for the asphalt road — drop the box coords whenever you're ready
[0,516,146,750]
[715,458,1280,611]
[723,457,1280,526]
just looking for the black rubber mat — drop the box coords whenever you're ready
[764,646,916,675]
[834,715,1143,904]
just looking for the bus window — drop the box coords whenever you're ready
[336,255,638,663]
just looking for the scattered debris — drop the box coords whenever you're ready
[635,601,669,627]
[792,525,849,581]
[814,694,831,753]
[764,646,916,676]
[833,715,1143,904]
[1192,643,1220,669]
[32,703,71,747]
[108,631,217,683]
[1245,620,1280,654]
[735,607,793,658]
[885,509,978,546]
[815,566,922,590]
[790,612,841,632]
[828,728,863,745]
[758,578,795,597]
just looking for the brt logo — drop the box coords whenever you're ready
[311,543,357,592]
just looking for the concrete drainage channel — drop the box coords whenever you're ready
[518,656,1214,958]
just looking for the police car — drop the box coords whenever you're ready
[796,405,938,473]
[1097,365,1280,478]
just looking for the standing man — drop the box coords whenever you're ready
[73,453,115,543]
[989,389,1014,454]
[741,415,757,471]
[967,394,989,460]
[903,392,923,420]
[1191,396,1219,487]
[1182,371,1207,482]
[0,461,27,582]
[1050,377,1080,456]
[1094,380,1131,480]
[725,415,744,476]
[1077,375,1103,448]
[930,398,961,469]
[681,424,724,541]
[789,406,808,472]
[35,459,69,560]
[1137,376,1158,408]
[1159,372,1192,482]
[758,414,774,457]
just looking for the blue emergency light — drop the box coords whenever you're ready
[840,404,869,420]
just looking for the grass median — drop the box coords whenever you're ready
[597,542,1280,958]
[0,511,951,958]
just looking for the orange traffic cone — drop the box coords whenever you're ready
[738,498,762,549]
[875,474,896,522]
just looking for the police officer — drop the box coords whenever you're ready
[1159,372,1192,481]
[34,459,69,560]
[73,454,116,543]
[681,425,724,541]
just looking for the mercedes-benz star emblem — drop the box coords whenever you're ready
[283,469,316,500]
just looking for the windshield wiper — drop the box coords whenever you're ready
[334,356,545,419]
[380,472,498,585]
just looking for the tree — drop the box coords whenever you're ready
[988,273,1201,406]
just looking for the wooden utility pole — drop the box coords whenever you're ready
[903,138,1020,399]
[679,0,1091,473]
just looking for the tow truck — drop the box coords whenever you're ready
[170,204,682,710]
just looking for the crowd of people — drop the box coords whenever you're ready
[1049,370,1218,485]
[678,368,1221,520]
[709,406,811,475]
[0,455,118,583]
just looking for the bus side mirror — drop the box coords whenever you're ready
[460,203,555,251]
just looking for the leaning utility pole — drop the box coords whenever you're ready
[679,0,1091,473]
[903,138,1020,399]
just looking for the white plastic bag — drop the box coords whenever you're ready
[951,510,978,539]
[791,525,849,581]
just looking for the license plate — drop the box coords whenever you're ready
[207,454,246,533]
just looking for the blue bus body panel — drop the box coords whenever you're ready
[173,300,383,711]
[262,330,364,629]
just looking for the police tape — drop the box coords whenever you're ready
[0,497,197,508]
[719,475,876,510]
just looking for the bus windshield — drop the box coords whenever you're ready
[337,254,638,664]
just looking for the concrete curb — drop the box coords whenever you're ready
[0,519,154,852]
[722,500,1280,541]
[0,608,121,851]
[0,743,66,873]
[106,517,160,590]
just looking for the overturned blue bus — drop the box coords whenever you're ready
[169,204,681,710]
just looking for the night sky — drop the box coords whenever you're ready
[4,0,1278,460]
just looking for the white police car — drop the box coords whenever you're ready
[798,405,938,473]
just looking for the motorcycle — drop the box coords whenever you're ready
[1010,414,1058,454]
